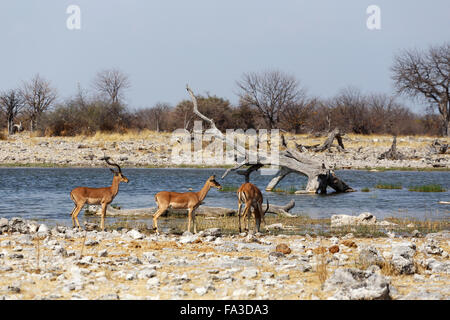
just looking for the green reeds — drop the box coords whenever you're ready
[408,184,446,192]
[375,183,402,189]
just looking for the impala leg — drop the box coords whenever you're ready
[152,206,167,235]
[242,203,251,233]
[247,206,251,232]
[70,206,77,228]
[72,202,85,230]
[192,208,197,234]
[100,203,107,231]
[260,202,266,231]
[237,201,243,233]
[255,204,262,233]
[187,208,193,233]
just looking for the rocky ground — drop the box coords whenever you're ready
[0,132,448,169]
[0,217,449,300]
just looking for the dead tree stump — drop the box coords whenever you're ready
[378,136,405,160]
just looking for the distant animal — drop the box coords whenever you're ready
[69,157,129,231]
[237,182,269,233]
[153,175,222,234]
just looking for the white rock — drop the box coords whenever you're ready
[146,277,160,288]
[331,213,377,227]
[240,268,259,279]
[195,287,208,296]
[37,224,49,233]
[127,229,144,240]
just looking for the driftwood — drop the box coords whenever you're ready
[186,86,354,194]
[378,136,405,160]
[430,139,448,154]
[86,199,296,218]
[294,128,345,153]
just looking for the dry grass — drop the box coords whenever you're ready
[316,253,329,286]
[380,258,397,276]
[284,133,443,149]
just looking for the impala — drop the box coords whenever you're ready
[153,175,222,234]
[69,157,129,231]
[237,182,269,233]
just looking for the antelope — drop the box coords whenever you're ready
[153,175,222,234]
[237,182,269,233]
[70,157,129,231]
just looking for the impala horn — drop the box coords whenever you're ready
[101,156,122,174]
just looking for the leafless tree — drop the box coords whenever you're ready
[93,69,131,104]
[236,70,302,129]
[280,95,318,134]
[134,103,172,132]
[391,43,450,136]
[21,74,57,131]
[330,86,370,134]
[0,89,25,134]
[151,103,171,132]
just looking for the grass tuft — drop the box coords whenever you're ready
[271,185,297,194]
[408,184,446,192]
[375,183,402,189]
[218,185,240,193]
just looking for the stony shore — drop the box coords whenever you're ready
[0,217,449,300]
[0,132,448,169]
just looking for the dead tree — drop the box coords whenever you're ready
[295,128,345,153]
[187,85,354,194]
[0,89,24,135]
[429,139,448,154]
[378,136,405,160]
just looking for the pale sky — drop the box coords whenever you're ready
[1,1,449,113]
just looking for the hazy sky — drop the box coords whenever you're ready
[1,1,449,113]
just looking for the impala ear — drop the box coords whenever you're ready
[110,168,117,174]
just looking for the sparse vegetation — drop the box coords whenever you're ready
[218,185,240,193]
[408,184,446,192]
[271,186,297,194]
[375,183,403,189]
[361,187,370,192]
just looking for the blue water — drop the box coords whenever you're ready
[0,168,448,225]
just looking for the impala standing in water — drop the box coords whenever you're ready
[153,175,222,234]
[69,157,129,231]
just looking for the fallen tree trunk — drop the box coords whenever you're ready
[85,199,296,218]
[430,139,448,154]
[187,85,354,194]
[294,128,345,153]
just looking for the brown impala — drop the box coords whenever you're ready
[153,175,222,234]
[237,182,269,233]
[70,157,129,231]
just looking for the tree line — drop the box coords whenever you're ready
[1,42,448,137]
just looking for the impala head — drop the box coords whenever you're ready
[110,169,129,183]
[103,156,129,183]
[208,175,222,190]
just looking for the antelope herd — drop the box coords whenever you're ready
[70,157,269,233]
